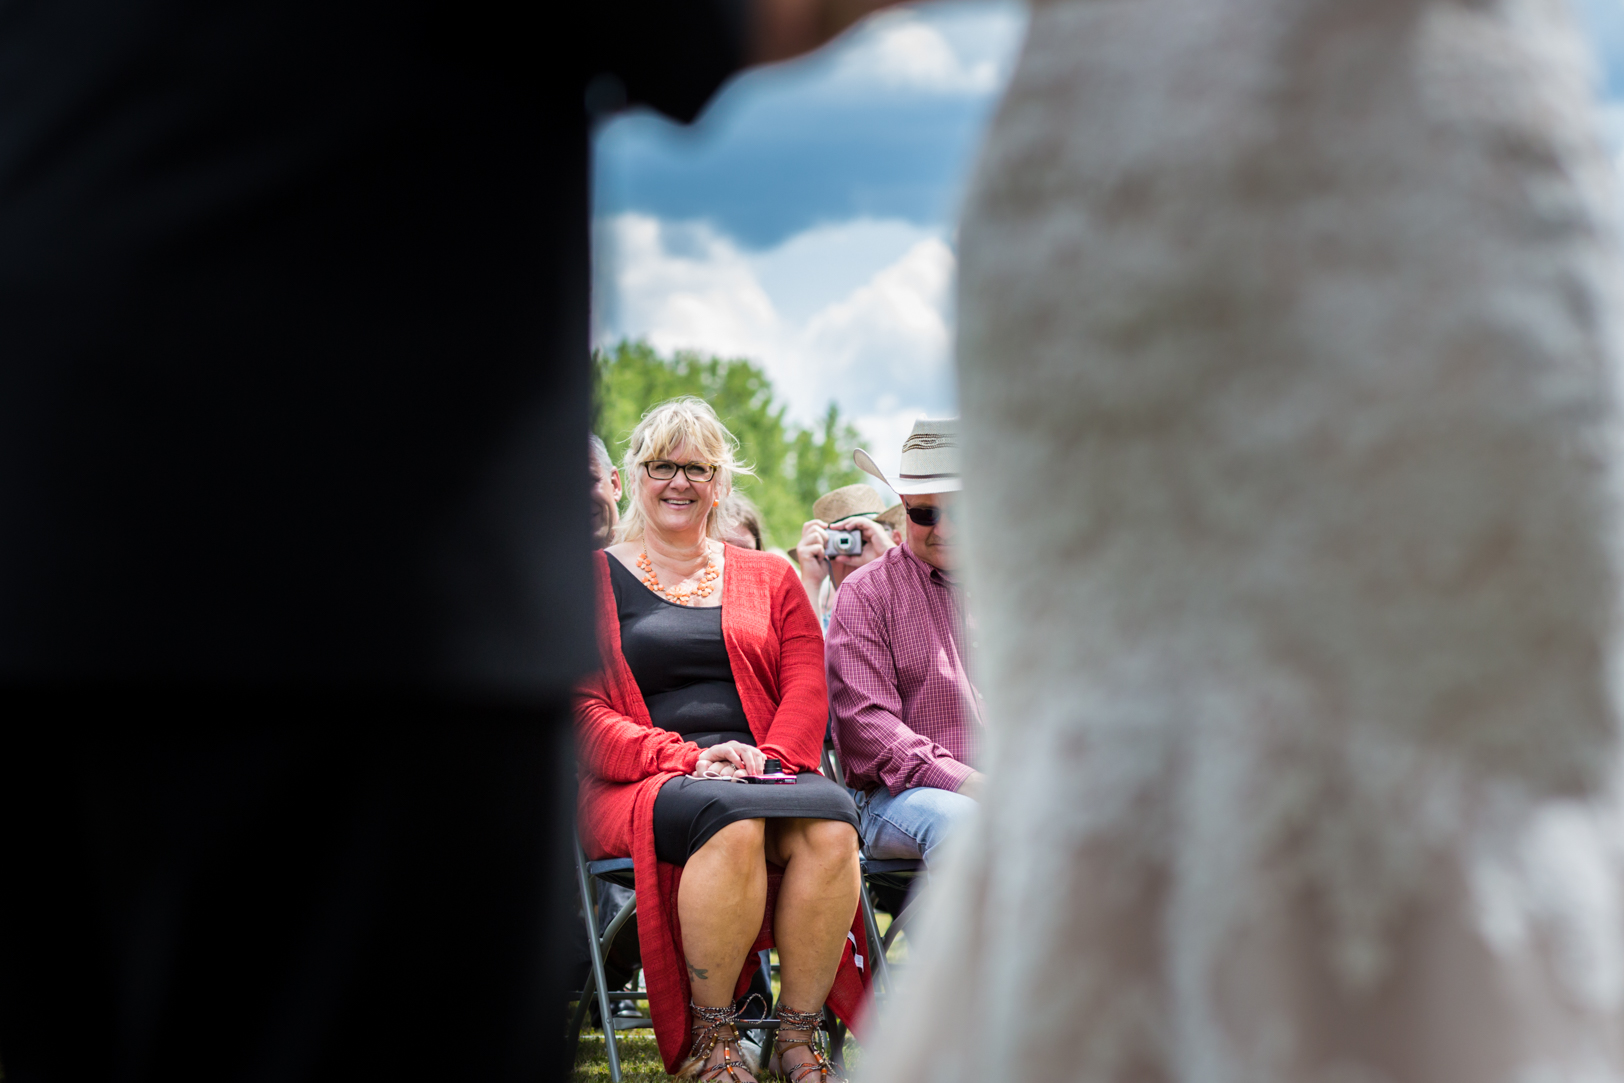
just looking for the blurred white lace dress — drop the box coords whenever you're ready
[862,1,1624,1080]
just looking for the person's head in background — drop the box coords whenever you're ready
[874,501,906,548]
[855,418,960,574]
[589,434,622,549]
[721,491,764,551]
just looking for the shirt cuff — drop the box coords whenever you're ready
[913,757,975,795]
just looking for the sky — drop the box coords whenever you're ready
[594,0,1624,492]
[592,0,1025,490]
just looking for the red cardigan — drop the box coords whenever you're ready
[575,547,871,1073]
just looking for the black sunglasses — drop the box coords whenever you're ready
[905,505,943,527]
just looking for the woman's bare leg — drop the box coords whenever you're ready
[765,818,861,1076]
[677,818,768,1078]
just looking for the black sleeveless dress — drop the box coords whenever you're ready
[609,558,857,864]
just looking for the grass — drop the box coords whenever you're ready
[571,1033,671,1082]
[572,919,896,1081]
[571,1029,867,1081]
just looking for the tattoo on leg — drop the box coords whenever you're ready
[687,960,710,982]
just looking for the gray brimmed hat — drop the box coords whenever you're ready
[854,418,962,496]
[875,502,907,533]
[812,483,885,524]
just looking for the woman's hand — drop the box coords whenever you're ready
[692,740,768,779]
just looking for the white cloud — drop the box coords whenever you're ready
[802,237,955,408]
[600,216,780,364]
[1592,103,1624,213]
[830,9,1001,95]
[752,218,943,324]
[1599,102,1624,151]
[594,212,959,476]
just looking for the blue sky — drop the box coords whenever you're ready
[594,2,1016,249]
[593,0,1026,487]
[594,0,1624,490]
[1575,0,1624,99]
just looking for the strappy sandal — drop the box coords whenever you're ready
[766,1005,845,1083]
[677,1000,760,1082]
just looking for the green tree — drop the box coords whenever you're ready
[592,340,867,549]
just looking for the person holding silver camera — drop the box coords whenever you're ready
[793,484,897,633]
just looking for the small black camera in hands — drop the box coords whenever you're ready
[825,529,863,559]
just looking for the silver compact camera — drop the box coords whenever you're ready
[825,529,863,558]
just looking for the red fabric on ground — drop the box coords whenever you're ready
[576,548,871,1073]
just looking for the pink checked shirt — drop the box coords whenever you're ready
[826,542,983,795]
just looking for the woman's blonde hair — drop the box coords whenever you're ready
[616,397,754,543]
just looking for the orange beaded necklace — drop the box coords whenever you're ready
[637,547,720,606]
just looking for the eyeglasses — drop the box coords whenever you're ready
[642,460,717,483]
[905,505,945,527]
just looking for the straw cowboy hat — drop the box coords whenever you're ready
[812,483,885,524]
[875,502,907,533]
[854,418,962,496]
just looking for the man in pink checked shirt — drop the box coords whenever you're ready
[827,419,985,865]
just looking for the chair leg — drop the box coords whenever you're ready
[859,879,891,995]
[882,890,920,956]
[575,838,624,1083]
[828,745,895,1000]
[823,1006,847,1071]
[599,891,637,969]
[566,964,597,1067]
[565,863,600,1070]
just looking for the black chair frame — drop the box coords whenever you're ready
[567,837,846,1082]
[819,740,926,998]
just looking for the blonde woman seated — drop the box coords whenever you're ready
[576,398,866,1083]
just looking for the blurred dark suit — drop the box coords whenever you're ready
[0,0,743,1078]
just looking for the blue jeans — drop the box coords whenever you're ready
[851,784,976,865]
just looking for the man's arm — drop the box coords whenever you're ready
[827,581,975,795]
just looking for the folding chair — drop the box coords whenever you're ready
[568,836,841,1081]
[819,739,925,998]
[567,845,644,1082]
